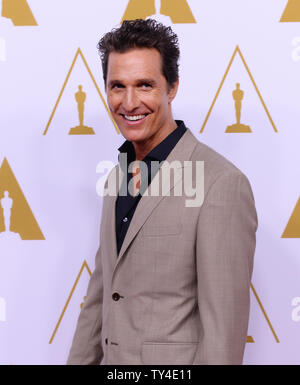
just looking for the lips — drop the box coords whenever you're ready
[124,114,146,121]
[120,113,149,125]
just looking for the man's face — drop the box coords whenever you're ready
[106,48,178,147]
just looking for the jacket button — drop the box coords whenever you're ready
[112,292,120,301]
[105,338,108,345]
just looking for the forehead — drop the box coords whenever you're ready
[106,48,164,81]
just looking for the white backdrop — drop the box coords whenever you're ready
[0,0,299,364]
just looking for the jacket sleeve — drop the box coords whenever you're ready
[66,242,104,365]
[66,166,119,365]
[193,171,258,365]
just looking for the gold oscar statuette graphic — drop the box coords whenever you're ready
[280,0,300,22]
[200,46,278,134]
[149,0,172,24]
[0,158,44,240]
[226,83,251,133]
[49,260,92,344]
[43,48,119,135]
[282,197,300,238]
[69,85,95,135]
[1,0,38,26]
[0,191,21,240]
[122,0,196,24]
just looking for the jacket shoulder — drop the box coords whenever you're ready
[187,129,245,178]
[184,129,254,201]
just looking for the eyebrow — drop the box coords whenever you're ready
[136,79,156,86]
[108,78,157,87]
[108,79,123,87]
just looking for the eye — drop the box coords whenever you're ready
[112,83,124,89]
[140,83,152,89]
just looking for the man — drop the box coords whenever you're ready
[67,19,257,365]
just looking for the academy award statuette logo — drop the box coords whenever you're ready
[43,48,119,135]
[122,0,196,24]
[282,197,300,238]
[226,83,251,133]
[0,158,44,240]
[200,46,278,134]
[146,0,172,24]
[280,0,300,22]
[69,85,95,135]
[1,0,37,26]
[0,190,21,240]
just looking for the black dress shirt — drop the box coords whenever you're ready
[115,120,187,255]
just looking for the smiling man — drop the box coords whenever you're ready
[67,19,258,365]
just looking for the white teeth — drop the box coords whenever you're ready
[124,114,146,121]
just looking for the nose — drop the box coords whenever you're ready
[122,88,139,112]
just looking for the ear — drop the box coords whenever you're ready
[168,79,179,103]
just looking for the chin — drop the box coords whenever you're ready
[119,126,149,143]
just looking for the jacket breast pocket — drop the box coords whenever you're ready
[141,342,198,365]
[142,224,182,237]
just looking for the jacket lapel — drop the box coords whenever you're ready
[102,165,124,263]
[113,128,197,269]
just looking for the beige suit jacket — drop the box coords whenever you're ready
[67,128,258,365]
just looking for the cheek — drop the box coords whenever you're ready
[107,94,120,112]
[142,94,163,114]
[156,96,170,116]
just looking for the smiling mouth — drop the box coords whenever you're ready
[121,114,149,122]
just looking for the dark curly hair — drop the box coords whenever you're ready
[97,19,180,89]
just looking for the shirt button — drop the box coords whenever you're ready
[123,217,128,223]
[112,292,120,301]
